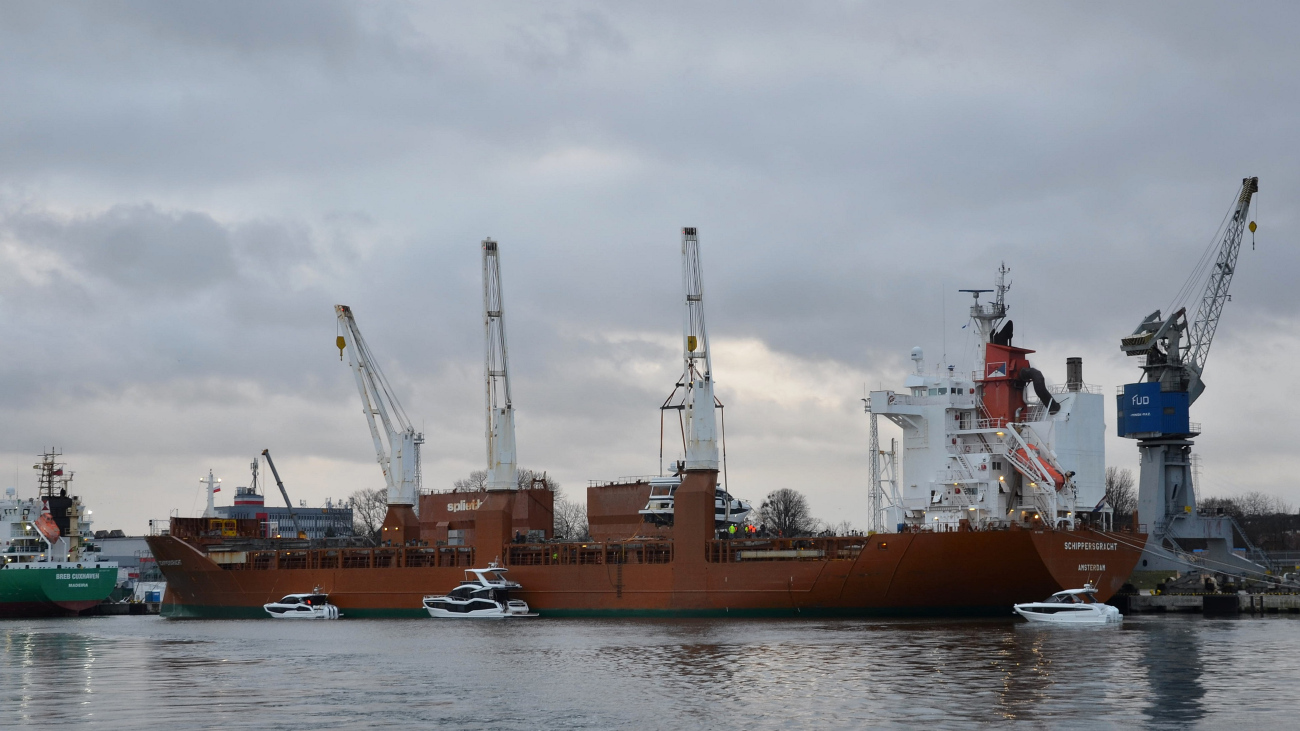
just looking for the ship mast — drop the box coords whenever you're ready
[482,238,518,490]
[960,262,1010,374]
[201,469,221,518]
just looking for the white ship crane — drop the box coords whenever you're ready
[335,305,423,510]
[482,238,518,491]
[646,228,750,527]
[1117,176,1263,574]
[679,227,718,472]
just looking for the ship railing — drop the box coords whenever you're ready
[947,443,996,456]
[706,537,865,563]
[588,476,660,488]
[1049,382,1101,395]
[213,545,478,571]
[504,541,673,566]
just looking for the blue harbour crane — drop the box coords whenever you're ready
[1117,177,1263,574]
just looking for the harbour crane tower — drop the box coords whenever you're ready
[1117,177,1261,573]
[335,304,424,541]
[482,238,518,490]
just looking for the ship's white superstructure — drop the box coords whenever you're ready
[868,266,1107,532]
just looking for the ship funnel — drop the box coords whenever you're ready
[1066,357,1083,392]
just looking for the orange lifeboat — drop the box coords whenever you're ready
[1013,444,1065,490]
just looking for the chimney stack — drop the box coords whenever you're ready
[1066,357,1083,392]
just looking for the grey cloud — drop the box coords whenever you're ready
[1,2,1299,529]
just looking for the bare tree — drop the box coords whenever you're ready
[517,468,560,493]
[453,470,488,491]
[1202,492,1293,518]
[1105,467,1137,524]
[1199,495,1241,518]
[453,467,559,493]
[828,519,856,536]
[1238,491,1293,516]
[757,488,816,537]
[553,497,589,540]
[348,487,387,546]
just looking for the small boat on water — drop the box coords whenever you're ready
[1013,584,1121,625]
[263,590,341,619]
[423,563,536,618]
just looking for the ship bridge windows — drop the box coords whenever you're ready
[928,387,948,396]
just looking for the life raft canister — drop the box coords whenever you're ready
[1012,444,1065,489]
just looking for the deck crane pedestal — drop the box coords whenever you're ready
[1117,177,1264,575]
[482,239,518,491]
[335,304,424,545]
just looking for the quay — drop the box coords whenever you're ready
[1111,593,1300,616]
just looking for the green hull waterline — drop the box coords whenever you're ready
[0,566,117,609]
[161,602,1011,620]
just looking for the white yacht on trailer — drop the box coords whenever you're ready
[423,563,536,618]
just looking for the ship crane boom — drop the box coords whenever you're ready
[482,238,517,490]
[680,227,718,471]
[335,305,423,508]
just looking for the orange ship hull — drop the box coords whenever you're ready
[150,471,1142,618]
[148,527,1141,618]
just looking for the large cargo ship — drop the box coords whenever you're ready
[1,452,118,617]
[149,236,1143,618]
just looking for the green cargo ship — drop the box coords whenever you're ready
[0,563,119,617]
[1,451,118,617]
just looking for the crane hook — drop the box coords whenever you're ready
[336,335,346,360]
[1249,220,1257,250]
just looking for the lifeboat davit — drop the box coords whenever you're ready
[1013,444,1065,489]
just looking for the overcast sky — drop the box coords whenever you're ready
[2,2,1297,533]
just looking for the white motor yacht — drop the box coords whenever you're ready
[423,563,536,619]
[638,476,752,527]
[1013,584,1121,625]
[263,591,341,619]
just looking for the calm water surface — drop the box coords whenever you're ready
[2,614,1297,729]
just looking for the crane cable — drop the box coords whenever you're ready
[1165,183,1246,318]
[1105,529,1287,587]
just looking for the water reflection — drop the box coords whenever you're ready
[0,615,1294,729]
[1138,620,1207,727]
